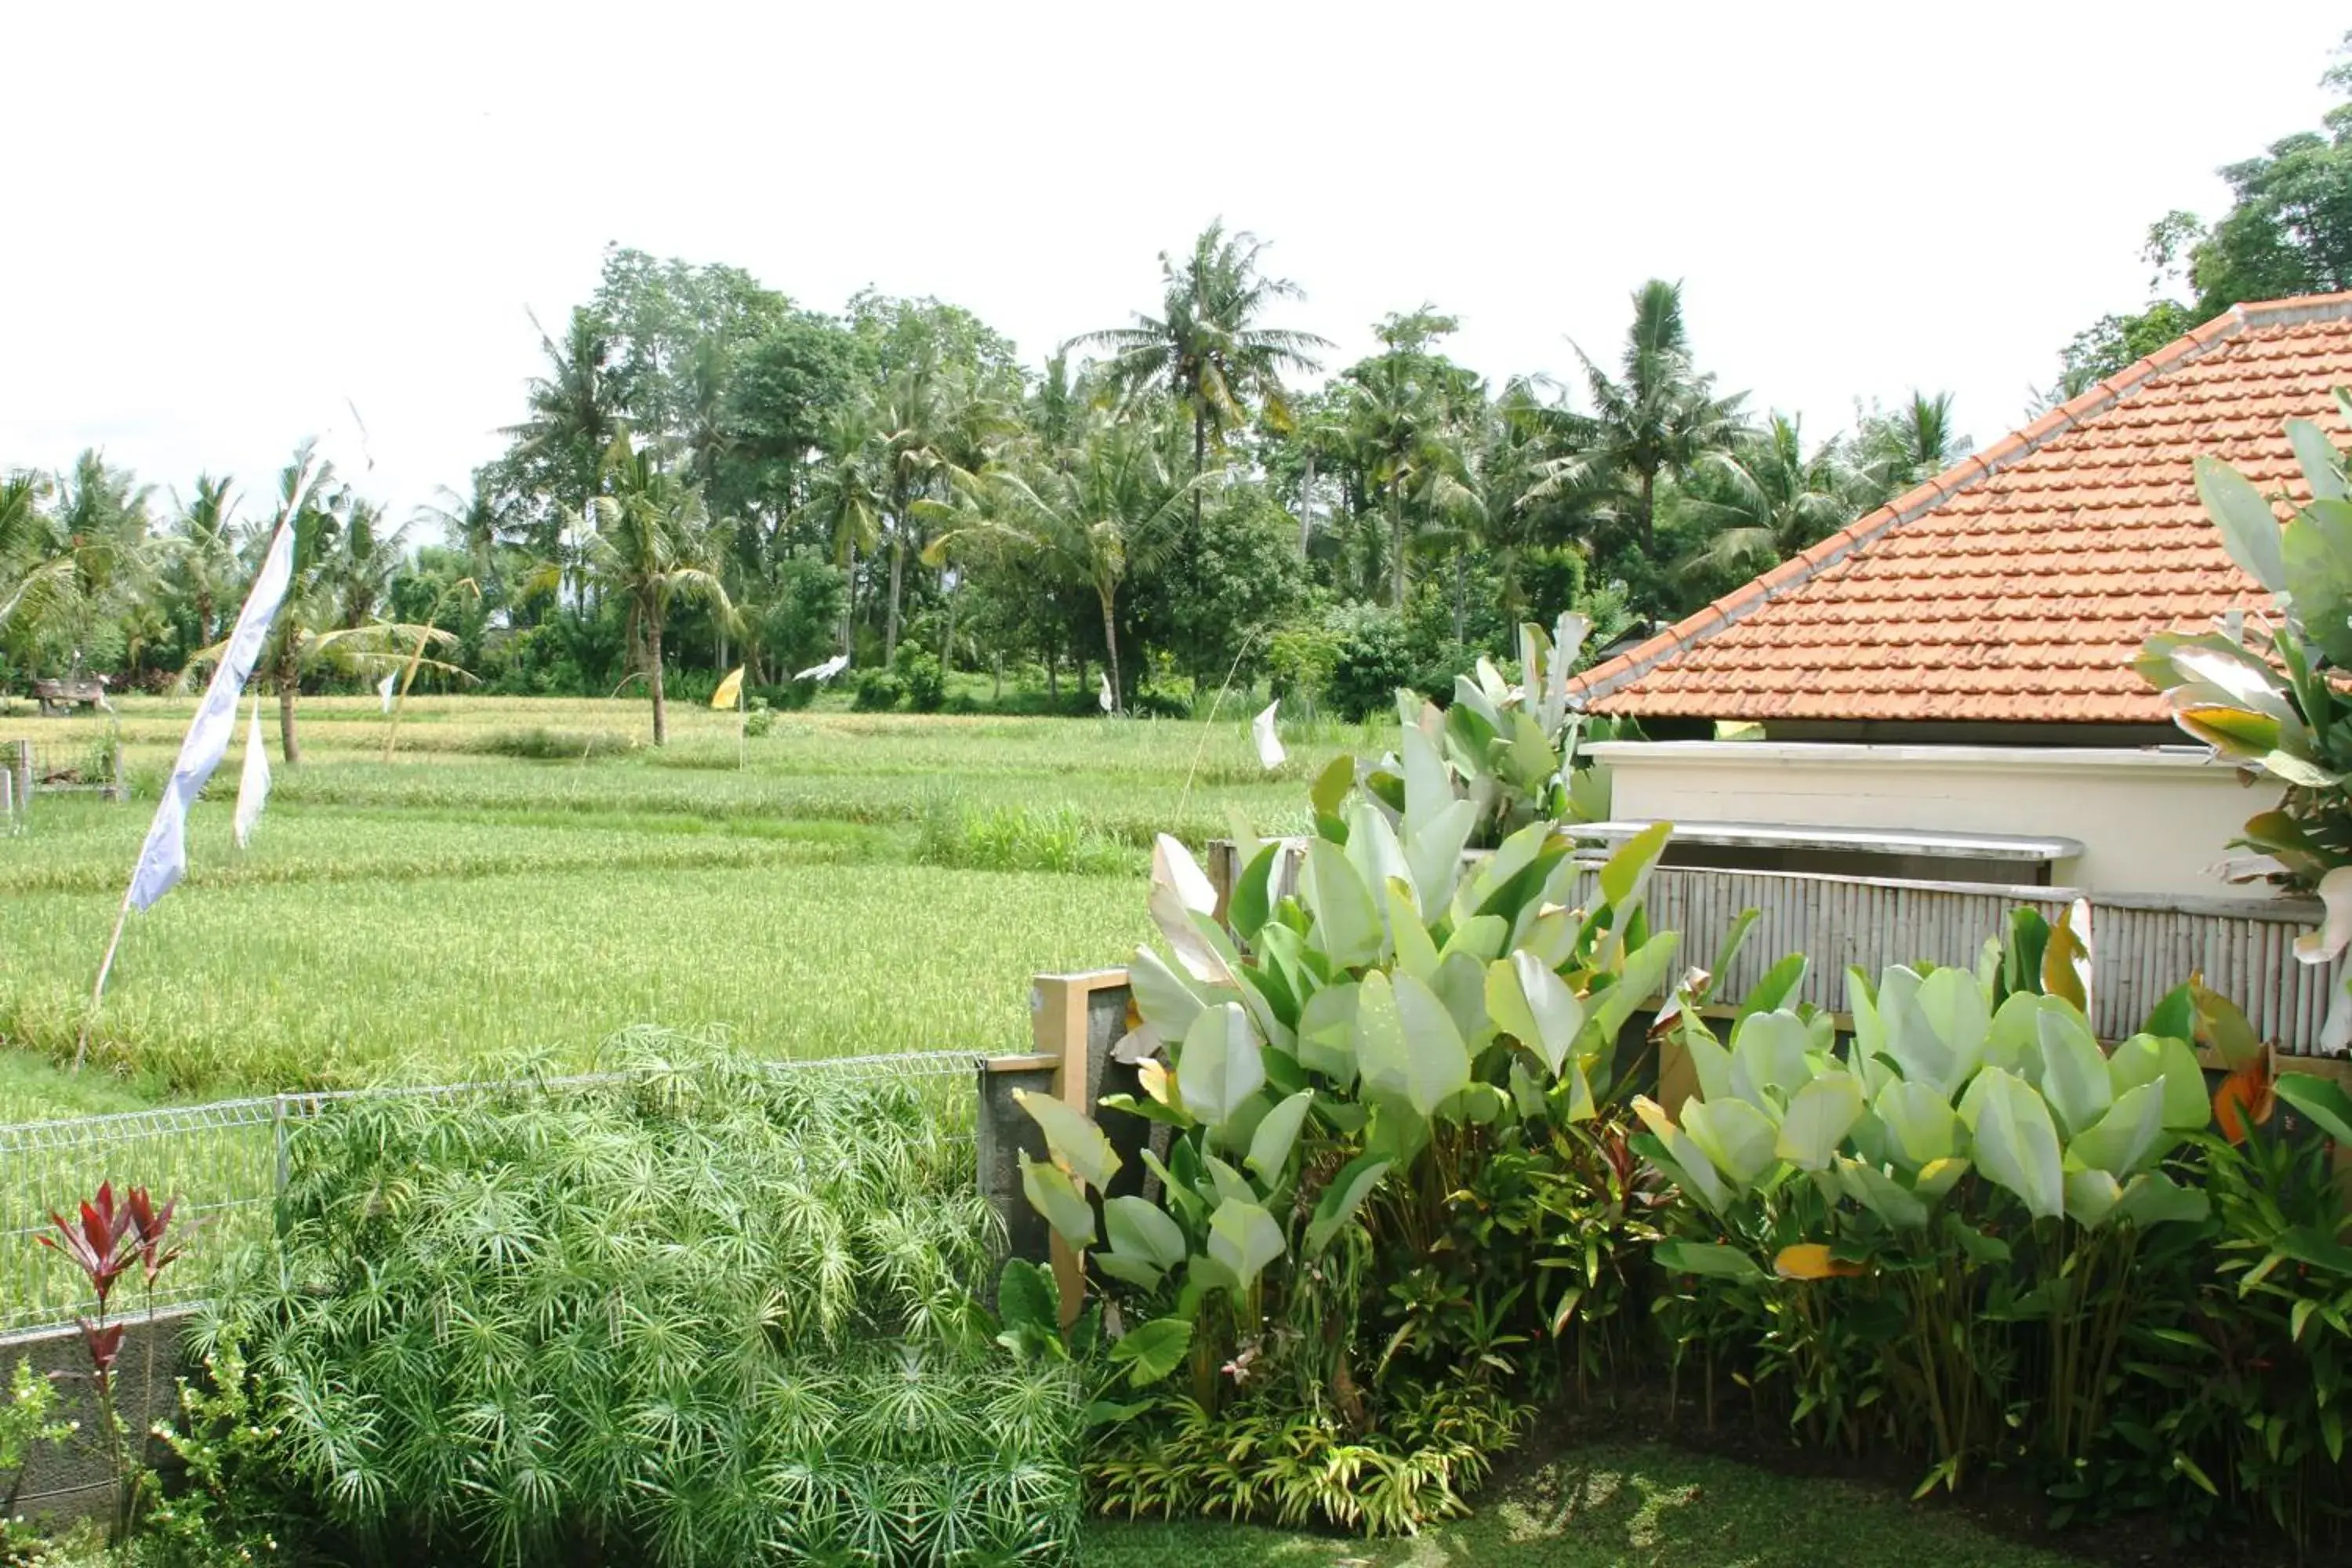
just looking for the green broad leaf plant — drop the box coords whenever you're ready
[1014,702,1683,1424]
[2136,392,2352,1048]
[1638,902,2215,1496]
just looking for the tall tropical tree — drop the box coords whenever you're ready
[804,402,886,655]
[1338,311,1483,605]
[1856,390,1969,496]
[504,308,629,589]
[193,448,456,764]
[928,404,1210,713]
[1072,221,1330,550]
[1525,280,1748,564]
[169,474,241,648]
[1678,414,1863,583]
[0,450,155,677]
[588,438,735,745]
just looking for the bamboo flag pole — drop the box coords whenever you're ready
[75,457,319,1073]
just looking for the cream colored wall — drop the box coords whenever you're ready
[1585,741,2275,898]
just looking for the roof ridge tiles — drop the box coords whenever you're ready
[1566,292,2352,713]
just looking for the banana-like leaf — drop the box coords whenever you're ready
[2111,1171,2209,1229]
[1305,1151,1392,1256]
[2190,974,2265,1069]
[1599,821,1674,909]
[1916,1156,1971,1198]
[1227,840,1284,944]
[1103,1196,1189,1270]
[2066,1080,2165,1178]
[1385,877,1443,983]
[1686,1024,1733,1104]
[2296,866,2352,967]
[1308,754,1355,819]
[1207,1198,1285,1288]
[1737,951,1809,1022]
[1399,724,1454,840]
[1014,1089,1120,1190]
[1441,913,1509,964]
[1246,1089,1316,1184]
[1485,950,1585,1076]
[1632,1098,1731,1214]
[1390,971,1473,1116]
[2106,1032,2209,1132]
[1403,798,1478,917]
[1730,1010,1814,1103]
[1874,1079,1960,1167]
[1774,1242,1867,1279]
[2289,417,2348,502]
[1202,1154,1255,1207]
[1301,839,1383,969]
[1151,836,1235,983]
[1776,1073,1865,1170]
[1654,1239,1763,1280]
[1959,1067,2064,1220]
[2041,901,2092,1014]
[1177,1004,1265,1127]
[2194,454,2288,595]
[1020,1155,1096,1246]
[1344,801,1412,919]
[1129,946,1211,1040]
[1683,1096,1779,1187]
[1584,930,1681,1045]
[1886,964,1989,1098]
[2034,1006,2114,1136]
[1295,982,1360,1085]
[2065,1167,2122,1229]
[2275,1071,2352,1144]
[1835,1157,1929,1228]
[1987,990,2066,1074]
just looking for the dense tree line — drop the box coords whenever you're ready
[13,36,2347,746]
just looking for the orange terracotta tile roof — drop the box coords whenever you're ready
[1568,294,2352,724]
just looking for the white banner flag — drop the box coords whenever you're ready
[1252,699,1286,769]
[125,497,302,910]
[233,695,270,848]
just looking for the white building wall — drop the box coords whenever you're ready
[1585,741,2277,898]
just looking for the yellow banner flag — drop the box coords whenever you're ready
[711,667,745,710]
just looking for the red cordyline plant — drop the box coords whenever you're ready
[38,1181,180,1541]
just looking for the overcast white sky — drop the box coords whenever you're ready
[5,2,2347,528]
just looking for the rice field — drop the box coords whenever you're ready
[0,695,1358,1104]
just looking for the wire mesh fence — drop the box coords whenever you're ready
[0,1050,979,1338]
[0,732,123,815]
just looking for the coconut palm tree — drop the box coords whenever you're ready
[927,404,1210,714]
[804,402,886,655]
[169,474,241,648]
[1857,390,1969,495]
[588,438,735,745]
[188,447,457,764]
[1339,343,1479,606]
[0,450,156,678]
[1678,414,1864,582]
[1524,280,1748,563]
[1071,221,1330,546]
[504,307,628,597]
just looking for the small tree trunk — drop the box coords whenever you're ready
[884,532,906,662]
[839,546,856,653]
[1046,641,1059,701]
[276,651,300,766]
[940,575,958,670]
[648,616,668,746]
[1101,594,1124,717]
[1453,550,1468,644]
[1390,486,1408,607]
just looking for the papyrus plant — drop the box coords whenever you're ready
[1015,707,1682,1412]
[1637,906,2211,1492]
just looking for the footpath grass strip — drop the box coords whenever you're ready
[1082,1440,2089,1568]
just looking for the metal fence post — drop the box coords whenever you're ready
[8,739,27,826]
[272,1094,290,1211]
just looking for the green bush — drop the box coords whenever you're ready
[467,726,637,760]
[195,1032,1081,1566]
[1320,604,1414,720]
[895,649,946,713]
[852,670,904,712]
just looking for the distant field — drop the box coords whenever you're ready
[0,694,1363,1107]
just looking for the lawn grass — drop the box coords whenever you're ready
[1082,1438,2089,1567]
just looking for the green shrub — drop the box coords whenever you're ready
[852,670,904,712]
[195,1031,1080,1566]
[914,792,1133,877]
[742,697,775,739]
[895,650,946,713]
[1320,604,1413,720]
[1012,750,1680,1532]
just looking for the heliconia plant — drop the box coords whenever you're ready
[1014,695,1685,1410]
[1636,903,2216,1493]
